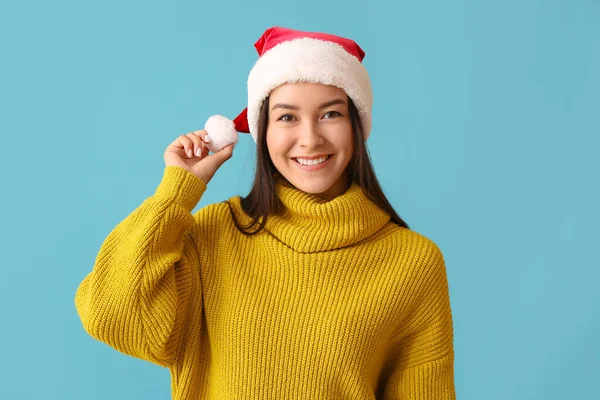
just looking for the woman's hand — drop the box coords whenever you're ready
[163,130,234,184]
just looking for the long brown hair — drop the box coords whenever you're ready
[226,95,410,235]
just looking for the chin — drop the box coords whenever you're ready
[295,181,335,195]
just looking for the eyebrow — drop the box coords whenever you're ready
[270,98,347,112]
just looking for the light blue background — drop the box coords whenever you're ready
[0,0,598,399]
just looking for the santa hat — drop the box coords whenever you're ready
[204,26,373,151]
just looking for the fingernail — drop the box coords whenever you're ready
[196,147,201,156]
[187,149,192,157]
[204,135,211,143]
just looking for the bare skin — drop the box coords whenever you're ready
[163,129,234,184]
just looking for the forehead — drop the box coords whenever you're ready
[269,82,347,103]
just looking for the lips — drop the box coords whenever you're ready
[291,154,333,171]
[294,155,331,166]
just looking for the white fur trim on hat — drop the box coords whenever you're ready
[246,38,373,142]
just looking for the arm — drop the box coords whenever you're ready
[74,166,207,367]
[382,243,456,399]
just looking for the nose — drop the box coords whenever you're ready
[298,121,324,148]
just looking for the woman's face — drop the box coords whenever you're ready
[266,82,354,200]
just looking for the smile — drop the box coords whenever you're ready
[292,155,333,171]
[294,155,331,166]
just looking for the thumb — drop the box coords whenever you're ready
[202,144,234,170]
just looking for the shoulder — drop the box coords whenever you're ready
[193,200,231,222]
[191,194,252,237]
[383,224,444,258]
[381,224,447,276]
[192,196,239,227]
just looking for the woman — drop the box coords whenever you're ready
[75,26,456,399]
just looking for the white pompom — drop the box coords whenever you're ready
[204,115,239,153]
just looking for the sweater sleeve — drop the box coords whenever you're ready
[382,243,456,399]
[74,165,207,368]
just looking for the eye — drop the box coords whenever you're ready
[277,114,296,122]
[323,111,342,119]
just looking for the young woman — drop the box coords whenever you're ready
[75,26,456,399]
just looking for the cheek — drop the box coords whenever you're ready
[266,130,291,159]
[265,129,276,157]
[332,127,354,154]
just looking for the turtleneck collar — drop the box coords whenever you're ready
[229,176,391,253]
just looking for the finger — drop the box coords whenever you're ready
[168,134,186,148]
[177,133,197,158]
[167,134,193,156]
[200,144,209,159]
[186,132,204,157]
[204,143,234,167]
[191,129,212,145]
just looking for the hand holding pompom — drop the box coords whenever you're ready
[163,114,244,184]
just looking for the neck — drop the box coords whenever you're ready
[261,176,391,252]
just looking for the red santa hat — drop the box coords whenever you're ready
[204,26,373,151]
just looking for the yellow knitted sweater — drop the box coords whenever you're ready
[75,165,455,399]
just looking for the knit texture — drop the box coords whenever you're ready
[75,165,456,399]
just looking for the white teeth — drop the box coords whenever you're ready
[296,156,329,166]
